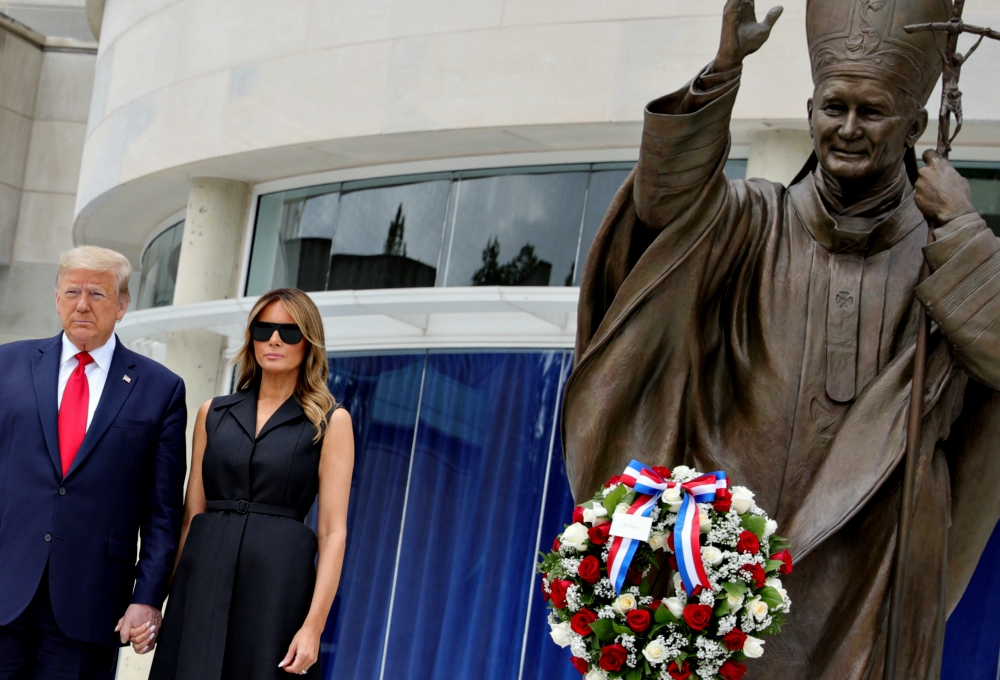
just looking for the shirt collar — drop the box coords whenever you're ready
[60,332,117,373]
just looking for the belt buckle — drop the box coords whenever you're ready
[236,500,249,514]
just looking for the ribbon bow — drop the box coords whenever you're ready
[606,460,728,596]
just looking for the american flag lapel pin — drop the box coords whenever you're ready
[123,374,131,383]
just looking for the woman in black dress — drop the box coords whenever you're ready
[135,288,354,679]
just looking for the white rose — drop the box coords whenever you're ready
[702,545,724,565]
[765,577,788,602]
[662,485,683,512]
[549,620,572,647]
[614,502,630,516]
[731,486,756,514]
[747,596,769,621]
[583,504,608,526]
[672,465,693,479]
[727,591,745,613]
[584,669,608,680]
[664,596,685,619]
[561,523,589,551]
[672,572,684,597]
[648,533,668,551]
[612,593,637,616]
[743,635,765,658]
[698,505,712,533]
[764,518,778,538]
[642,640,667,665]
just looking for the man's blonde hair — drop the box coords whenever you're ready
[57,246,132,301]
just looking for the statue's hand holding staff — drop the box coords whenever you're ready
[713,0,784,73]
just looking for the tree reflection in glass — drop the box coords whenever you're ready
[471,237,551,286]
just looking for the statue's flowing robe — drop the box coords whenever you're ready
[562,69,1000,680]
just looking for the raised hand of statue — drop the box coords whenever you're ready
[713,0,784,73]
[915,150,977,226]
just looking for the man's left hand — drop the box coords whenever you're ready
[115,603,162,653]
[915,149,977,224]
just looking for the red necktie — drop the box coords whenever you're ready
[58,352,94,476]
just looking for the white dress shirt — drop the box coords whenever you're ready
[57,333,116,430]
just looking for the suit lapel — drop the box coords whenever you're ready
[66,341,137,478]
[30,335,64,478]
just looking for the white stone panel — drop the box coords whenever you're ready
[0,182,22,265]
[23,120,87,193]
[382,23,622,133]
[97,0,182,51]
[104,1,183,115]
[34,51,96,123]
[0,106,33,188]
[0,30,43,118]
[13,190,76,264]
[500,0,806,28]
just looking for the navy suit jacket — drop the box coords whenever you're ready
[0,333,187,646]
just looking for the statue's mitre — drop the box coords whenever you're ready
[807,0,952,104]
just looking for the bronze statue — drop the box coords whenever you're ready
[561,0,1000,678]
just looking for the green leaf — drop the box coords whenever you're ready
[722,581,748,597]
[713,598,730,617]
[612,622,632,636]
[580,591,595,605]
[590,619,617,641]
[625,669,643,680]
[643,660,653,676]
[603,484,628,516]
[765,559,784,573]
[759,586,784,609]
[769,535,790,551]
[741,515,767,539]
[654,604,679,624]
[639,579,650,596]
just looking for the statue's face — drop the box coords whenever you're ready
[808,76,926,182]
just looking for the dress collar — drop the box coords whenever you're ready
[788,173,925,256]
[60,332,116,373]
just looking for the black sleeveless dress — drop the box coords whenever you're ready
[150,389,330,680]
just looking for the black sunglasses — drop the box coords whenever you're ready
[250,321,304,344]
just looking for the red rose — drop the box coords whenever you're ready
[549,579,573,609]
[572,506,584,524]
[772,549,794,575]
[649,598,662,613]
[626,567,643,585]
[714,487,733,513]
[722,628,747,651]
[737,530,760,555]
[666,530,675,552]
[652,465,671,479]
[682,603,713,631]
[626,609,651,633]
[552,536,561,552]
[599,644,627,672]
[577,555,601,585]
[742,563,767,589]
[667,660,692,680]
[604,474,622,488]
[666,553,678,570]
[719,660,747,680]
[541,575,550,602]
[588,523,611,546]
[570,657,588,674]
[571,608,598,636]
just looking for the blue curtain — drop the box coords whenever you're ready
[318,349,1000,680]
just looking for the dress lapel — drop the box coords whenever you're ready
[66,339,137,478]
[256,395,304,440]
[30,334,63,478]
[226,390,258,441]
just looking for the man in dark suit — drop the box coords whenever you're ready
[0,246,188,679]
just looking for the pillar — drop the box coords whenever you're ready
[745,129,814,186]
[117,178,249,680]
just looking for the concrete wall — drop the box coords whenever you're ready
[0,17,95,343]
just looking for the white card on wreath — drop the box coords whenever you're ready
[609,514,653,542]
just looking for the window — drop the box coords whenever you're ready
[136,221,183,310]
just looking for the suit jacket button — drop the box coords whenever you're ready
[58,487,66,496]
[44,533,52,542]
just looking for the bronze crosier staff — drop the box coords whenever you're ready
[884,3,1000,678]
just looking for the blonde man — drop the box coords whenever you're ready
[0,246,187,680]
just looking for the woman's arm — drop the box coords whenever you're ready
[130,399,211,654]
[279,408,355,675]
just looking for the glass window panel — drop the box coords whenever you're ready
[443,172,588,287]
[329,180,450,290]
[577,169,632,285]
[955,163,1000,236]
[136,221,183,310]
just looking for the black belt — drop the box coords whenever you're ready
[205,500,304,521]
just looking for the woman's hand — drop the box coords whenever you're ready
[278,626,321,675]
[713,0,784,73]
[126,620,157,654]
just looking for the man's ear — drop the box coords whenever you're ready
[907,108,928,148]
[807,98,815,138]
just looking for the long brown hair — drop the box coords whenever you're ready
[234,288,335,442]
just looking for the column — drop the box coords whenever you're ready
[745,129,814,186]
[118,178,249,680]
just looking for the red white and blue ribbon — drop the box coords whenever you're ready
[605,460,729,596]
[675,472,727,596]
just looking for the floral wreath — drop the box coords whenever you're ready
[539,461,793,680]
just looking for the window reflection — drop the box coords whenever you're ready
[954,163,1000,236]
[245,162,760,296]
[137,221,183,310]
